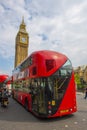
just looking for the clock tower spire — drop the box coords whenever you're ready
[14,17,29,68]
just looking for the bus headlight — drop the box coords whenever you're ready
[48,110,52,114]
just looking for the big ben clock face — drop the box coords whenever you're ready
[21,37,26,43]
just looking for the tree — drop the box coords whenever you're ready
[74,73,83,90]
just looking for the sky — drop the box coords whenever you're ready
[0,0,87,76]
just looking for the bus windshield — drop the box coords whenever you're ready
[46,59,72,100]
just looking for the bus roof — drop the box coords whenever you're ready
[13,50,68,78]
[31,50,67,59]
[14,50,67,68]
[0,75,9,83]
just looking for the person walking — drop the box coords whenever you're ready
[84,87,87,99]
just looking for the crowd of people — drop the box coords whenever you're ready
[0,87,9,105]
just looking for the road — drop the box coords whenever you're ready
[0,93,87,130]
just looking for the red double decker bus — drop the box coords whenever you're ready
[0,75,9,88]
[4,76,12,97]
[0,75,9,101]
[12,50,77,118]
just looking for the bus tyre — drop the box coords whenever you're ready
[25,99,29,111]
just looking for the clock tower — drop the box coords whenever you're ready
[14,17,29,68]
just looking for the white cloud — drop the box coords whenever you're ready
[0,0,87,75]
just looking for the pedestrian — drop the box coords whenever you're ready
[84,87,87,99]
[0,90,2,102]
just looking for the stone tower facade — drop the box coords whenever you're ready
[14,17,29,68]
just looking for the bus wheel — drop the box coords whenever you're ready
[25,99,29,111]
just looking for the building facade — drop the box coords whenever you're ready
[74,65,87,83]
[14,17,29,68]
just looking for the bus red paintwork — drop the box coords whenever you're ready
[12,50,77,118]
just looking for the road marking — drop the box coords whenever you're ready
[74,122,78,124]
[65,125,68,127]
[82,119,86,121]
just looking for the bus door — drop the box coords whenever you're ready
[38,82,46,114]
[31,79,47,115]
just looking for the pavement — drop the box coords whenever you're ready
[0,92,87,130]
[76,91,84,95]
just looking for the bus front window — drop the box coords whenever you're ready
[48,59,73,100]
